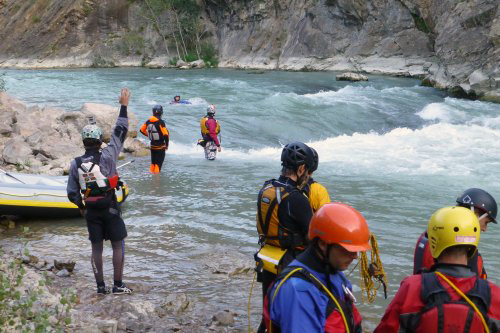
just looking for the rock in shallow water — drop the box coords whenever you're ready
[336,72,369,82]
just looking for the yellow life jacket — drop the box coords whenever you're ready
[307,181,331,213]
[200,116,220,135]
[256,179,303,249]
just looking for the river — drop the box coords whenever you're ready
[1,68,500,331]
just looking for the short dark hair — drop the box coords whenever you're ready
[83,138,102,149]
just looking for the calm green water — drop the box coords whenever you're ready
[1,68,500,330]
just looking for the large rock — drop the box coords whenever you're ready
[336,72,368,82]
[189,59,206,68]
[2,137,32,165]
[80,103,138,140]
[0,92,145,175]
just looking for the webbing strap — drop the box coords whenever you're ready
[435,272,490,333]
[270,267,350,333]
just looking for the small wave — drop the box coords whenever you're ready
[417,102,466,123]
[166,122,500,178]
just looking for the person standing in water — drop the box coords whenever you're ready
[140,105,170,173]
[198,104,221,159]
[67,88,132,295]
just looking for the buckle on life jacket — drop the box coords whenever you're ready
[255,244,288,275]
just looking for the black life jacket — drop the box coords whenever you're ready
[256,179,305,250]
[399,272,492,333]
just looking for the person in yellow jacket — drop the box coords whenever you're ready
[304,147,331,212]
[140,105,169,173]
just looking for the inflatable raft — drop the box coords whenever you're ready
[0,172,128,218]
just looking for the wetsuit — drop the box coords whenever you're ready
[140,116,169,173]
[265,247,363,333]
[303,178,331,213]
[413,231,487,278]
[374,264,500,333]
[67,105,128,289]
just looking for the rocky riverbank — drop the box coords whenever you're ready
[0,0,498,102]
[0,92,149,175]
[0,233,251,333]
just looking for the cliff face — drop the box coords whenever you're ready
[0,0,498,101]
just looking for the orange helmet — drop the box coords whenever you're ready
[308,203,371,252]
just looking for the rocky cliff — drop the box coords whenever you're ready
[0,0,498,101]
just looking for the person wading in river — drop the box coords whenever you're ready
[375,206,500,333]
[197,104,221,159]
[67,88,132,295]
[140,104,169,174]
[413,188,497,279]
[255,141,314,333]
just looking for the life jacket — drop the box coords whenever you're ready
[76,154,119,209]
[303,179,331,213]
[200,116,220,135]
[413,232,487,279]
[256,179,305,250]
[264,266,362,333]
[145,118,166,147]
[398,272,492,333]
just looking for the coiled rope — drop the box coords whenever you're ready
[360,233,388,303]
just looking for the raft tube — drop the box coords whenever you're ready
[0,172,128,218]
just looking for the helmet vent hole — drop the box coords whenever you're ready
[454,227,459,232]
[474,227,477,232]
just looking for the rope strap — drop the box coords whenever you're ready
[435,271,490,333]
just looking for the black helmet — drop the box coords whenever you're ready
[310,147,318,173]
[281,142,314,170]
[153,104,163,117]
[456,188,497,223]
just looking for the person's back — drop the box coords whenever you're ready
[140,105,169,173]
[376,206,500,333]
[66,88,132,295]
[255,141,314,333]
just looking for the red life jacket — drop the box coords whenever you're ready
[413,231,487,279]
[263,266,362,333]
[398,272,491,333]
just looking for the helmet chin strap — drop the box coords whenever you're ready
[319,244,334,291]
[471,205,489,221]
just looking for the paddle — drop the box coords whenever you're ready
[0,168,26,184]
[117,159,135,170]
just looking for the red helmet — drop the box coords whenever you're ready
[308,203,371,252]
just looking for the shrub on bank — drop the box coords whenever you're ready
[0,242,76,332]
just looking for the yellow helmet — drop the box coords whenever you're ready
[427,206,480,259]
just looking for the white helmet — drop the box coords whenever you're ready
[207,104,216,116]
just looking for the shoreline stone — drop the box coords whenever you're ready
[0,92,148,176]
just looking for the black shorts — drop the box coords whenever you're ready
[85,204,127,243]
